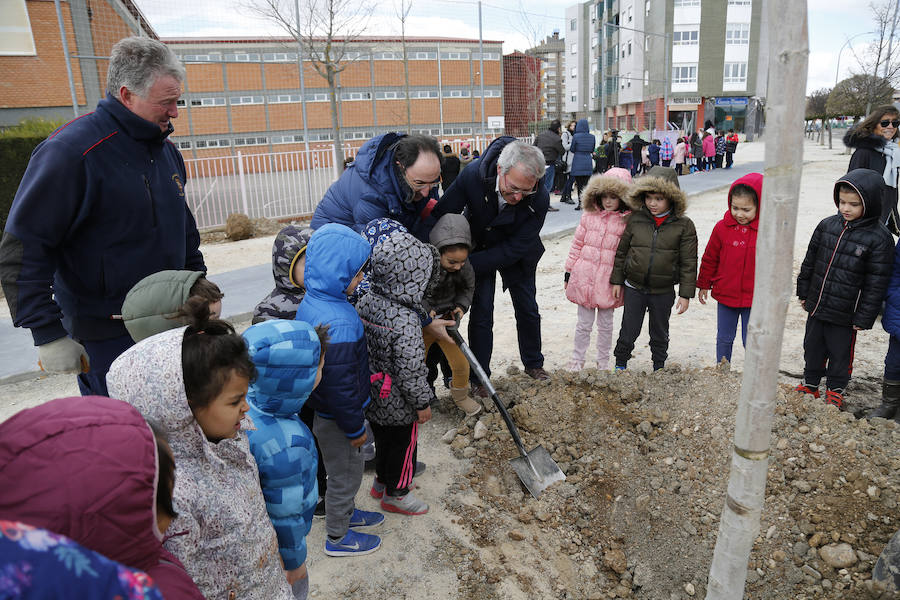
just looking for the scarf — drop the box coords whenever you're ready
[879,140,899,189]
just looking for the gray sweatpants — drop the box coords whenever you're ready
[313,415,365,540]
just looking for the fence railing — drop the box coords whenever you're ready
[183,135,536,230]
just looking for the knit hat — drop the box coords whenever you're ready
[604,167,633,184]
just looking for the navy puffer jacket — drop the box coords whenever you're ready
[569,119,596,176]
[797,168,894,329]
[310,133,437,240]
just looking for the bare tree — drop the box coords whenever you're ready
[849,0,900,115]
[396,0,413,134]
[515,1,547,135]
[244,0,375,166]
[704,1,809,598]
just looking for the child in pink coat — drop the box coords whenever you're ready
[564,167,633,370]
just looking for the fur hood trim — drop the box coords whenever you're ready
[626,175,688,216]
[582,173,632,211]
[844,126,888,151]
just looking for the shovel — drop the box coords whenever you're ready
[447,327,565,498]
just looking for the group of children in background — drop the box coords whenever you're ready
[563,159,899,413]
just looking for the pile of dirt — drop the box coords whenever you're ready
[435,365,899,599]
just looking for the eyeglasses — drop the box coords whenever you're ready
[880,119,900,128]
[401,168,441,192]
[501,172,538,197]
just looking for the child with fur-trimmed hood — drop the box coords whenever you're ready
[564,168,632,370]
[610,166,698,371]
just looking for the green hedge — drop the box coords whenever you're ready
[0,119,65,232]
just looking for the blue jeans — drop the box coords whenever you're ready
[77,334,135,396]
[716,304,751,363]
[542,165,555,196]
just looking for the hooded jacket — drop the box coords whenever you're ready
[441,149,462,190]
[357,230,437,426]
[611,168,698,297]
[295,223,372,438]
[534,127,563,164]
[696,173,763,308]
[253,225,314,324]
[106,329,292,600]
[565,170,632,309]
[569,119,596,177]
[423,214,476,315]
[702,134,715,158]
[797,168,894,328]
[0,94,205,345]
[431,136,549,287]
[844,126,900,235]
[0,520,165,600]
[310,133,438,239]
[243,319,321,571]
[0,395,204,600]
[122,269,205,342]
[661,138,674,161]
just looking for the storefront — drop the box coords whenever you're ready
[714,97,749,132]
[667,96,702,133]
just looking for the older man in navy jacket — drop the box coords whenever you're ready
[431,137,550,395]
[0,37,204,396]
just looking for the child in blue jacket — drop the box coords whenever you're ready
[244,319,328,599]
[295,223,384,557]
[871,237,900,421]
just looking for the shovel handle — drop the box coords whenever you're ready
[448,329,531,460]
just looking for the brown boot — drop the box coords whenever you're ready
[451,387,482,417]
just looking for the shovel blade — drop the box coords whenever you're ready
[509,445,566,499]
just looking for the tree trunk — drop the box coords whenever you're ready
[327,66,345,167]
[704,1,809,599]
[402,18,411,134]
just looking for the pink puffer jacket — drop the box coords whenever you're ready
[565,209,630,308]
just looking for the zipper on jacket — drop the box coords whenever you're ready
[644,222,661,287]
[809,224,847,317]
[143,175,157,227]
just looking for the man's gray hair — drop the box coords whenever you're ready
[106,37,185,98]
[497,141,545,180]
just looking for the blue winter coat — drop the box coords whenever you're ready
[310,133,437,240]
[569,119,596,176]
[431,136,548,286]
[295,224,371,438]
[244,319,321,570]
[883,238,900,337]
[0,94,205,344]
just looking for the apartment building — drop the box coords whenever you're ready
[566,0,765,135]
[164,37,504,159]
[0,0,152,126]
[526,31,566,123]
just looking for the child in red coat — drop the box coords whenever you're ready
[697,173,763,363]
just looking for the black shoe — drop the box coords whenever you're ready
[575,202,582,210]
[871,379,900,419]
[547,205,559,212]
[560,197,576,205]
[314,498,326,519]
[471,384,489,399]
[652,362,665,371]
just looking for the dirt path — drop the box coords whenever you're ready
[2,139,894,599]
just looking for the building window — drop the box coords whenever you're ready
[190,97,226,107]
[645,0,651,16]
[175,140,192,149]
[645,37,650,51]
[410,90,439,98]
[627,5,633,22]
[571,67,577,78]
[723,62,747,85]
[571,43,577,54]
[571,93,577,102]
[440,51,469,59]
[268,94,301,103]
[672,64,697,85]
[410,51,437,60]
[305,93,328,102]
[644,70,649,86]
[375,91,405,99]
[230,96,264,105]
[232,53,261,62]
[272,134,305,144]
[626,72,631,88]
[472,52,500,60]
[673,29,699,46]
[627,40,632,55]
[233,137,269,146]
[373,52,400,60]
[0,0,36,56]
[443,89,471,98]
[674,0,700,6]
[263,52,297,62]
[726,23,751,45]
[340,91,372,101]
[570,18,577,31]
[473,89,501,97]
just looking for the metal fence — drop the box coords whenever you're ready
[182,134,522,229]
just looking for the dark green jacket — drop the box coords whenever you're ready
[122,270,204,342]
[610,172,698,297]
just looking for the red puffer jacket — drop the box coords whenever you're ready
[696,173,763,308]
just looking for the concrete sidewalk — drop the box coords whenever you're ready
[0,160,762,381]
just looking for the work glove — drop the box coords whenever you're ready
[37,337,90,374]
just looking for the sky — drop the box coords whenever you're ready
[136,0,879,95]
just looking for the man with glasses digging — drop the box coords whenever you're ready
[431,137,551,398]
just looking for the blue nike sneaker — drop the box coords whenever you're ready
[324,529,382,557]
[348,508,384,529]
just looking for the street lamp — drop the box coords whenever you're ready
[829,31,874,149]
